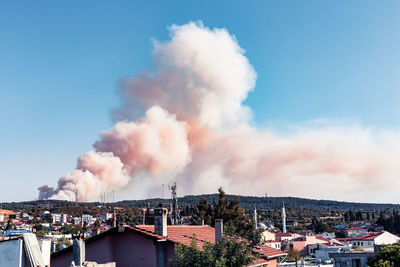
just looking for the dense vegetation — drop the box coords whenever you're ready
[368,244,400,267]
[2,194,399,211]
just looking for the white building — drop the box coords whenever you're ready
[264,240,281,250]
[309,242,349,260]
[99,213,113,222]
[351,231,400,251]
[82,214,95,225]
[51,213,68,224]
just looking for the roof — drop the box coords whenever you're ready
[0,209,17,215]
[275,232,292,237]
[347,227,365,231]
[135,225,215,249]
[52,224,286,261]
[264,240,279,243]
[352,232,382,241]
[316,236,329,242]
[254,245,287,259]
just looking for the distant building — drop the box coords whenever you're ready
[263,240,281,250]
[99,213,113,222]
[345,227,368,238]
[351,231,400,251]
[275,232,293,242]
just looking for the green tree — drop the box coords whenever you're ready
[171,234,258,267]
[368,244,400,267]
[194,188,261,245]
[287,248,300,261]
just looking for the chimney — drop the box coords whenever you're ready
[215,219,223,243]
[113,208,117,228]
[72,234,85,267]
[154,208,168,237]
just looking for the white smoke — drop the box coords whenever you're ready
[39,21,400,203]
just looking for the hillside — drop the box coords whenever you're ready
[1,194,399,212]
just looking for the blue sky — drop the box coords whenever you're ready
[1,1,400,202]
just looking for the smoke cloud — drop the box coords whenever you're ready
[39,21,400,202]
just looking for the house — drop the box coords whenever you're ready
[260,230,275,242]
[287,236,330,257]
[318,232,336,240]
[330,251,375,267]
[263,240,281,250]
[351,231,400,251]
[345,227,368,238]
[51,208,286,267]
[275,232,293,242]
[308,241,349,260]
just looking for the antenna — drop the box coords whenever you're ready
[169,182,179,225]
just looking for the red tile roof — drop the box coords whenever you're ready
[347,227,365,231]
[275,232,292,237]
[135,225,215,249]
[352,232,382,241]
[135,225,286,259]
[316,236,329,242]
[254,245,287,259]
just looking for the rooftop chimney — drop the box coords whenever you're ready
[72,234,85,267]
[215,219,223,243]
[154,208,168,237]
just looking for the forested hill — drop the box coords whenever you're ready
[2,194,399,211]
[119,194,400,211]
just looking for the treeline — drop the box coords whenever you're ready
[2,194,400,212]
[376,210,400,234]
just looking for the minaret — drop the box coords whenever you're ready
[282,201,287,233]
[254,207,258,229]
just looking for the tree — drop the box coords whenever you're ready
[287,248,300,261]
[171,234,258,267]
[194,188,261,245]
[368,244,400,267]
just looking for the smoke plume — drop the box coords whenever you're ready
[39,21,400,202]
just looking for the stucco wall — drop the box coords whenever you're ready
[52,231,160,267]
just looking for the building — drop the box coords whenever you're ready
[330,252,375,267]
[287,236,330,257]
[275,232,293,242]
[308,242,349,260]
[99,213,113,222]
[351,231,400,251]
[52,208,286,267]
[261,231,275,242]
[345,227,368,238]
[51,213,68,224]
[263,240,281,250]
[0,209,17,222]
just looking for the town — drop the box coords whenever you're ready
[1,187,399,267]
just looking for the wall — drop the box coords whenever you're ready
[0,239,23,267]
[52,231,160,267]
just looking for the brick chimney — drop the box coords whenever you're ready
[154,208,168,237]
[215,219,223,242]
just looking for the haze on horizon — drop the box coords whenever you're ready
[1,1,400,203]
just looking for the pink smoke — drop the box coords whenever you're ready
[39,21,400,203]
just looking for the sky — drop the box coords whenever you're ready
[1,1,400,202]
